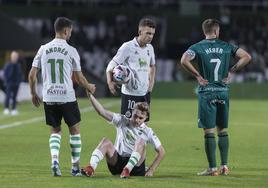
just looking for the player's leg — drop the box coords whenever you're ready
[3,85,11,114]
[11,84,19,115]
[82,137,116,177]
[216,92,230,175]
[120,138,146,178]
[44,103,62,176]
[63,101,82,176]
[197,93,218,176]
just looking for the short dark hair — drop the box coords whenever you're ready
[202,18,220,35]
[138,18,156,28]
[54,17,73,33]
[134,102,150,117]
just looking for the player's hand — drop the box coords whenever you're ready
[223,72,232,84]
[108,81,119,95]
[88,83,96,94]
[31,94,41,107]
[145,168,154,177]
[196,75,208,86]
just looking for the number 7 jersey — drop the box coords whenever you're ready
[32,38,81,102]
[186,38,238,92]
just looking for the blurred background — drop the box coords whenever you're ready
[0,0,267,101]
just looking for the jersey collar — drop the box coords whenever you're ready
[133,37,148,48]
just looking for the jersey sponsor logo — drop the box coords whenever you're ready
[138,58,147,67]
[47,85,67,95]
[210,99,226,104]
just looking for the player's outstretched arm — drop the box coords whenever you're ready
[180,52,208,86]
[87,93,113,122]
[231,48,252,73]
[28,67,42,107]
[73,71,96,94]
[145,145,165,177]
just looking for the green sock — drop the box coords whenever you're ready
[218,132,229,166]
[204,133,216,168]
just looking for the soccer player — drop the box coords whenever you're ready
[28,17,96,177]
[180,18,251,176]
[81,93,165,178]
[106,18,156,121]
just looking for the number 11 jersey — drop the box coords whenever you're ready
[32,38,81,102]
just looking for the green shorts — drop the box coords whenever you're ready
[198,91,229,129]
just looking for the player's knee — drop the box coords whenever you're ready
[100,137,113,148]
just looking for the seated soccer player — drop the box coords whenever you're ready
[81,93,165,178]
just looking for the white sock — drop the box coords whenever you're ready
[49,133,61,164]
[89,149,104,170]
[70,134,82,166]
[125,152,141,172]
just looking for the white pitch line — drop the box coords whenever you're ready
[0,101,118,130]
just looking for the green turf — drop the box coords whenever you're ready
[0,99,267,188]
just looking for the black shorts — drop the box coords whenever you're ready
[121,92,151,121]
[44,101,81,127]
[107,152,145,176]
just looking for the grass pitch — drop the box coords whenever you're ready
[0,98,267,188]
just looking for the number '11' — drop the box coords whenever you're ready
[47,59,64,83]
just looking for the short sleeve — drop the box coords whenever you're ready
[230,43,239,57]
[112,43,129,65]
[185,46,197,61]
[32,45,43,68]
[109,113,124,127]
[72,48,81,71]
[147,128,162,149]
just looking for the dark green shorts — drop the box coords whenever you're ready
[198,91,229,129]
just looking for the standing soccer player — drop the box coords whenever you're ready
[28,17,96,176]
[81,93,165,178]
[180,18,251,176]
[106,18,156,121]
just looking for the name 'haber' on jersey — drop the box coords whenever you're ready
[32,38,81,103]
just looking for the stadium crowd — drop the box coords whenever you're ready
[13,6,268,83]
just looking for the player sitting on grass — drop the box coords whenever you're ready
[81,93,165,178]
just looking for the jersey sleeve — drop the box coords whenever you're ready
[185,45,197,61]
[72,48,81,71]
[230,43,239,57]
[109,113,124,127]
[147,128,162,149]
[32,45,43,68]
[112,43,129,65]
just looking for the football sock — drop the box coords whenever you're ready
[89,149,104,170]
[70,134,82,167]
[125,151,141,172]
[49,133,61,164]
[204,133,216,168]
[218,132,229,166]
